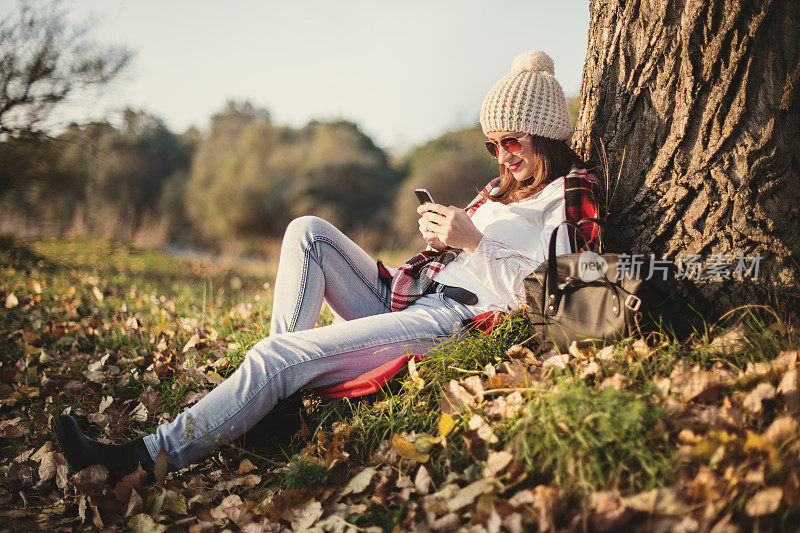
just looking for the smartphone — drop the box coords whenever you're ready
[414,188,435,205]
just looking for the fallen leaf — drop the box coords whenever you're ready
[744,351,797,381]
[92,286,104,301]
[589,491,629,532]
[71,465,109,491]
[98,396,113,414]
[761,415,798,446]
[153,448,169,484]
[460,375,485,402]
[631,338,652,359]
[182,334,200,353]
[162,490,188,515]
[484,391,525,419]
[237,458,257,474]
[485,450,513,476]
[743,382,776,414]
[282,499,322,531]
[595,345,615,361]
[621,488,689,515]
[542,353,569,373]
[214,474,262,491]
[139,386,161,413]
[777,368,799,411]
[5,293,18,308]
[115,465,149,502]
[599,373,630,391]
[36,451,66,485]
[414,465,432,495]
[125,488,144,518]
[693,397,744,429]
[579,360,601,380]
[414,433,442,453]
[438,413,456,438]
[670,370,736,402]
[468,414,499,444]
[130,402,148,422]
[447,479,496,511]
[127,513,167,533]
[30,441,55,462]
[430,513,460,531]
[446,380,477,409]
[709,328,745,352]
[462,429,488,462]
[341,467,376,496]
[506,344,534,359]
[206,371,225,385]
[745,487,783,516]
[569,341,591,360]
[181,390,208,406]
[0,417,28,438]
[392,434,430,463]
[87,352,110,372]
[210,494,248,523]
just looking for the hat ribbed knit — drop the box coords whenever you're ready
[480,50,572,141]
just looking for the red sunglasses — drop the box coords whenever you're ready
[484,133,530,158]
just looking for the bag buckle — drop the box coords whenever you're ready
[624,294,642,311]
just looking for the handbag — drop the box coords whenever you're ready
[523,218,707,353]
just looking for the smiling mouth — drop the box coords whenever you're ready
[507,162,521,171]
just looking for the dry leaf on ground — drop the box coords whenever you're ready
[761,415,798,445]
[341,467,376,496]
[447,479,496,512]
[670,370,737,402]
[392,434,430,463]
[742,382,776,414]
[621,488,688,515]
[589,491,629,532]
[777,368,799,411]
[744,487,783,516]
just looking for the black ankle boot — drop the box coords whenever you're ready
[53,415,154,481]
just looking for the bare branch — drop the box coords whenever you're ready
[0,0,132,138]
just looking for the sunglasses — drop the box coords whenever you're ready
[484,133,530,158]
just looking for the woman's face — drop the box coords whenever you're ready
[486,131,536,182]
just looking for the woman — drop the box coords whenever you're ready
[54,50,599,479]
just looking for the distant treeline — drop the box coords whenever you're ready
[0,99,578,252]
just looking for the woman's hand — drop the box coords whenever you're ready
[417,203,484,254]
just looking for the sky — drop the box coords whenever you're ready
[59,0,590,154]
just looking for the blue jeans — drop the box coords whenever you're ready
[143,216,476,468]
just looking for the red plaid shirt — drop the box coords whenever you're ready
[378,167,600,311]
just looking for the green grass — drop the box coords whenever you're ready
[2,235,799,530]
[503,382,673,495]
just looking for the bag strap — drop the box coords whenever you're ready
[546,218,606,305]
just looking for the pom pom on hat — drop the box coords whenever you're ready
[479,49,572,140]
[510,50,555,75]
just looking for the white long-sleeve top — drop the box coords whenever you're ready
[431,176,571,313]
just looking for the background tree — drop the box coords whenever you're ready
[0,0,131,139]
[573,0,800,309]
[185,102,397,246]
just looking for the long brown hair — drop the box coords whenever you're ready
[488,135,584,204]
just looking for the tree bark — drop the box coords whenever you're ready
[574,0,800,312]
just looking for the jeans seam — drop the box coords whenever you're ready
[314,235,391,308]
[172,333,431,455]
[289,235,390,331]
[288,245,311,332]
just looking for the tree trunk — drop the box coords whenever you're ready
[574,0,800,312]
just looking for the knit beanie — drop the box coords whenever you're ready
[479,50,573,141]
